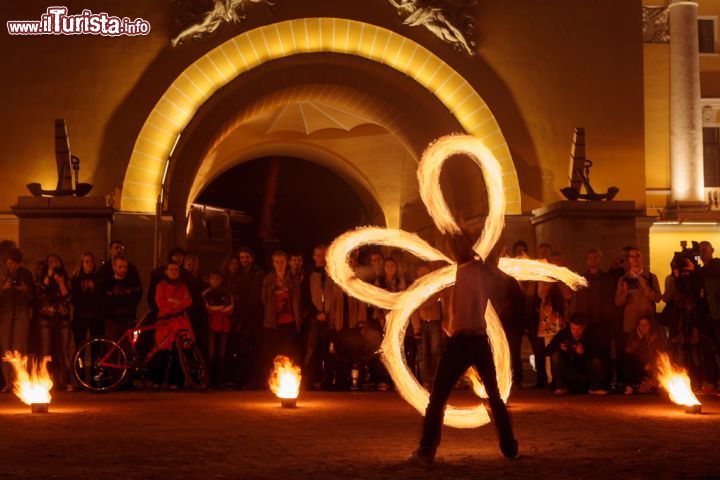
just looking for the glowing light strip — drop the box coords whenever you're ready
[121,18,520,213]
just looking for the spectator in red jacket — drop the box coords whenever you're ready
[151,262,193,389]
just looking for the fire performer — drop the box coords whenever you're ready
[413,230,519,463]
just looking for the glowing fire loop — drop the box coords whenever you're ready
[268,355,301,407]
[327,134,587,429]
[2,351,53,407]
[657,353,701,411]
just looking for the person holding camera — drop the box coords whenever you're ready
[0,248,34,392]
[547,313,606,395]
[614,247,661,386]
[661,253,706,388]
[37,254,72,390]
[70,252,105,349]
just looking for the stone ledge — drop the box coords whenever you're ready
[531,201,641,224]
[11,196,114,219]
[661,202,720,221]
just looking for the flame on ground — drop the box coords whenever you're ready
[268,355,301,399]
[2,351,53,405]
[657,352,701,407]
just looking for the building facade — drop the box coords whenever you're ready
[0,0,717,282]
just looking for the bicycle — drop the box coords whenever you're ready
[72,313,208,392]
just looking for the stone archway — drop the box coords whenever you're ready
[120,18,521,215]
[177,80,433,230]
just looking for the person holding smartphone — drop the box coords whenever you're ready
[614,247,661,385]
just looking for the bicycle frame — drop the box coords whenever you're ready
[96,322,188,371]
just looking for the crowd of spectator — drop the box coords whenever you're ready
[0,237,718,397]
[504,240,720,396]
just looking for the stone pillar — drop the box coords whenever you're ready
[669,0,704,206]
[11,197,114,274]
[532,201,647,274]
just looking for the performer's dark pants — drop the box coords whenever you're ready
[420,334,516,454]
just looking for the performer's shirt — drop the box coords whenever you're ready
[449,259,492,336]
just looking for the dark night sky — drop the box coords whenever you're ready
[196,157,370,266]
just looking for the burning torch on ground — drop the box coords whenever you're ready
[2,351,53,413]
[657,353,702,414]
[268,355,301,408]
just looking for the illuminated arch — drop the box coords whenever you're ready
[121,18,521,214]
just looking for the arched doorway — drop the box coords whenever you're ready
[194,156,382,269]
[120,18,521,218]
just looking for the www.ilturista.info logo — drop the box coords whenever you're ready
[7,6,151,36]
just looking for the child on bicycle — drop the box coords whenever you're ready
[152,262,194,389]
[203,271,234,387]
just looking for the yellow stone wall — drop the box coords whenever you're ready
[642,0,720,278]
[643,0,720,214]
[643,42,671,215]
[0,1,647,236]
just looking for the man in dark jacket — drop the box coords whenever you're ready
[100,257,143,340]
[98,240,141,285]
[234,247,265,388]
[302,244,335,390]
[574,249,615,376]
[699,241,720,391]
[0,248,34,391]
[547,313,607,395]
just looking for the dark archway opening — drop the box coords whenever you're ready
[195,156,377,269]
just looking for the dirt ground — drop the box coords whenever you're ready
[0,388,718,480]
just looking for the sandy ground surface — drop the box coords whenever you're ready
[0,389,718,480]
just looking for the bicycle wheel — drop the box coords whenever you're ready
[176,336,209,390]
[72,338,129,392]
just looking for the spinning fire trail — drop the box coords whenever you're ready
[327,134,587,429]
